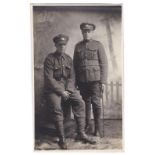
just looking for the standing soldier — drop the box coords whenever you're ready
[44,34,96,149]
[73,23,108,138]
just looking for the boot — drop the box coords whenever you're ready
[55,121,67,149]
[93,108,104,138]
[85,118,91,133]
[85,103,92,133]
[78,132,96,144]
[93,119,104,138]
[58,136,67,150]
[75,117,96,144]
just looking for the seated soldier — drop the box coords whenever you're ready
[44,34,96,149]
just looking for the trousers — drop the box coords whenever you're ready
[46,90,85,122]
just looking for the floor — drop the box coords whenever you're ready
[35,119,122,150]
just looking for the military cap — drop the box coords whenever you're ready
[53,34,69,45]
[80,23,96,31]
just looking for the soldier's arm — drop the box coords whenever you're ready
[44,57,64,96]
[98,42,108,84]
[73,45,79,86]
[66,58,75,93]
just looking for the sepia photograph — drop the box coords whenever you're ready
[32,4,123,150]
[2,1,155,155]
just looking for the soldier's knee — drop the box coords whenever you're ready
[91,95,100,102]
[91,96,101,108]
[78,99,86,112]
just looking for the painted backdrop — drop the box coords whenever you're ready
[33,5,122,126]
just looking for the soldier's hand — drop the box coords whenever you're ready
[62,91,71,101]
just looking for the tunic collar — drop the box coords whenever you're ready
[82,39,93,43]
[53,51,66,60]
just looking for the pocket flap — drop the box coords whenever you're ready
[54,66,61,70]
[93,66,100,71]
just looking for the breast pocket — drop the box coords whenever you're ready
[86,48,98,60]
[53,67,61,79]
[63,65,71,78]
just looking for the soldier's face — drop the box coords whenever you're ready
[55,43,66,53]
[82,30,93,40]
